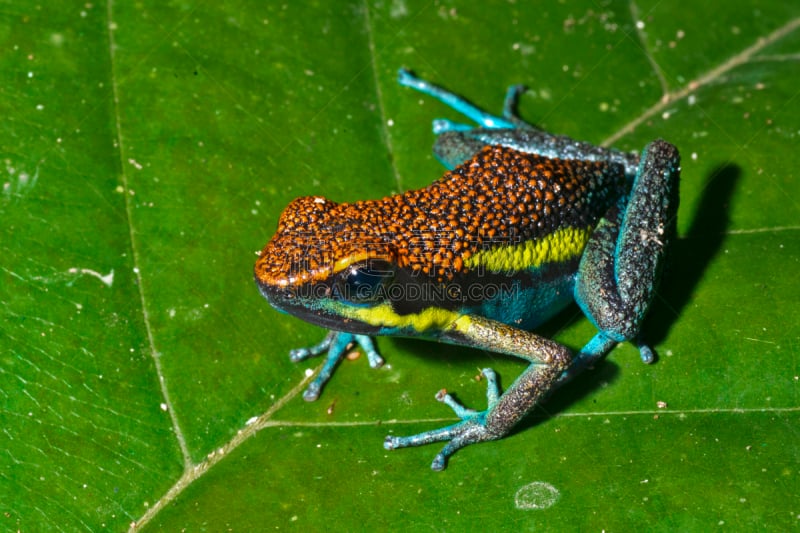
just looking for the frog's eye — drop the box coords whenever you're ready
[337,259,394,304]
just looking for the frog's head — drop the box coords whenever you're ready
[254,195,399,334]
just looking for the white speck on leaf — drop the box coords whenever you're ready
[390,0,408,18]
[4,163,39,198]
[514,481,560,510]
[512,42,535,55]
[68,268,114,287]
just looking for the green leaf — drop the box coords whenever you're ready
[2,1,798,531]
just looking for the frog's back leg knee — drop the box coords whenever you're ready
[574,140,680,341]
[430,131,488,169]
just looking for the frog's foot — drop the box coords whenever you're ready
[291,331,383,401]
[398,68,516,130]
[428,85,526,132]
[636,336,656,364]
[384,368,502,471]
[555,331,656,389]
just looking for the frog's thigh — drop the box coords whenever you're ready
[574,140,680,341]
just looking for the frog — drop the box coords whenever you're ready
[254,68,680,471]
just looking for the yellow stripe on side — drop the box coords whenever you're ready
[338,303,460,332]
[464,226,593,273]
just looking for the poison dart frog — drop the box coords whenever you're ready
[254,68,680,470]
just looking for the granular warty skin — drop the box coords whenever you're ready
[255,145,626,286]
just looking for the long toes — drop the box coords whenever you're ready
[289,348,311,362]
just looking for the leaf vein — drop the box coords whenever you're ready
[603,16,800,146]
[104,0,191,468]
[629,0,669,98]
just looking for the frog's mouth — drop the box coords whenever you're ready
[254,275,382,335]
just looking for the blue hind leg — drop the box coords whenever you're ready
[399,68,535,168]
[425,84,529,134]
[398,68,518,131]
[398,68,641,175]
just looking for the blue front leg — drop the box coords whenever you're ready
[291,331,383,401]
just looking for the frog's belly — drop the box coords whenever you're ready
[468,266,577,331]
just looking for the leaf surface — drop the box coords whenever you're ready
[1,1,798,530]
